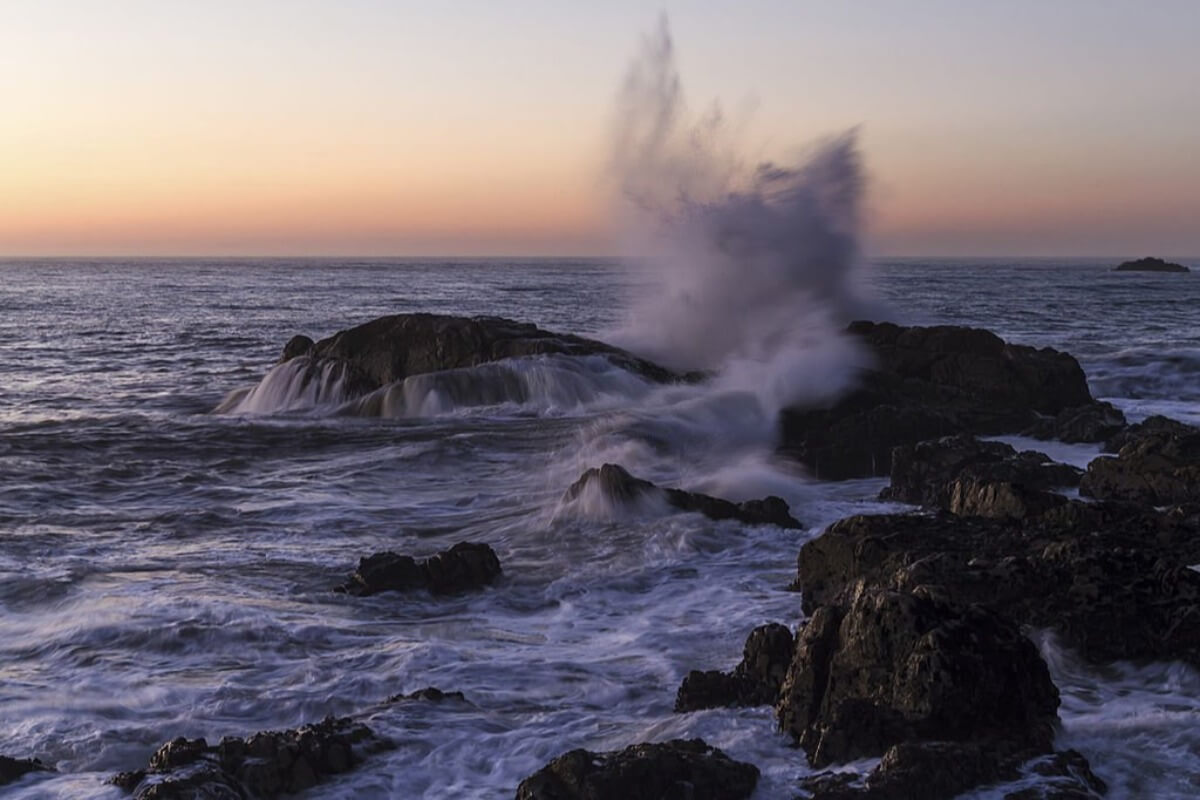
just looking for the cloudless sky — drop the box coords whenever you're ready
[2,0,1198,257]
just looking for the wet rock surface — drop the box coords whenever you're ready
[1022,401,1126,444]
[565,463,802,528]
[111,716,386,799]
[779,322,1094,479]
[514,738,759,800]
[1080,419,1200,505]
[775,583,1059,768]
[674,623,794,711]
[0,755,51,787]
[337,541,502,597]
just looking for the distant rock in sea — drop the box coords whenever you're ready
[1114,256,1190,273]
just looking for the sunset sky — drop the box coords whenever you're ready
[3,0,1198,258]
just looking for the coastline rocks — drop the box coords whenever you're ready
[337,542,501,597]
[1103,414,1198,453]
[1114,256,1190,273]
[111,716,385,799]
[1,756,51,787]
[779,322,1094,479]
[1022,401,1126,444]
[775,583,1059,767]
[795,508,1200,664]
[281,334,314,361]
[514,738,759,800]
[674,623,794,711]
[1081,421,1200,504]
[564,464,802,528]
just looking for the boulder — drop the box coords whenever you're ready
[775,583,1059,767]
[1103,414,1198,453]
[674,623,794,711]
[111,716,386,799]
[780,322,1093,479]
[386,687,466,704]
[337,542,501,597]
[1081,423,1200,505]
[1113,257,1190,273]
[946,477,1068,519]
[794,507,1200,665]
[281,334,314,361]
[0,756,51,787]
[1022,401,1126,444]
[514,738,758,800]
[564,464,802,529]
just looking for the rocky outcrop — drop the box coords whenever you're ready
[1022,401,1126,444]
[111,716,386,799]
[674,623,794,711]
[0,756,51,787]
[337,542,501,597]
[278,314,683,396]
[776,583,1059,768]
[1114,256,1190,273]
[564,464,802,529]
[386,687,466,704]
[794,506,1200,665]
[514,739,758,800]
[779,322,1094,479]
[1103,414,1198,452]
[1081,420,1200,505]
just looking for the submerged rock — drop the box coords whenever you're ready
[514,738,758,800]
[0,755,51,787]
[386,687,466,704]
[1113,256,1190,273]
[564,463,802,528]
[776,583,1059,767]
[779,322,1094,479]
[1081,420,1200,505]
[111,716,386,799]
[337,541,501,597]
[674,623,794,712]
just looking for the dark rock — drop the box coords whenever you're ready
[880,434,1081,510]
[1113,256,1190,273]
[564,464,802,529]
[0,755,51,786]
[281,334,315,361]
[1023,401,1126,443]
[514,738,758,800]
[780,322,1093,479]
[675,623,794,711]
[1103,414,1199,453]
[775,583,1059,767]
[794,506,1200,665]
[112,716,385,799]
[946,477,1069,519]
[338,541,501,597]
[386,687,466,703]
[1081,423,1200,505]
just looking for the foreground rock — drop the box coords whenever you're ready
[776,583,1059,767]
[279,313,683,396]
[795,507,1200,665]
[675,623,794,711]
[779,322,1098,479]
[515,738,758,800]
[1114,256,1190,273]
[564,464,802,528]
[111,716,386,799]
[1,756,51,787]
[1080,417,1200,505]
[337,542,501,597]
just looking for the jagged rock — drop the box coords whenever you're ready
[337,542,501,597]
[386,687,466,703]
[780,322,1094,480]
[1022,401,1126,443]
[880,434,1081,509]
[514,738,758,800]
[1113,256,1190,273]
[1103,414,1198,453]
[794,506,1200,665]
[776,583,1059,767]
[1081,422,1200,504]
[0,755,51,787]
[946,477,1069,519]
[111,716,385,799]
[675,623,794,711]
[564,464,802,528]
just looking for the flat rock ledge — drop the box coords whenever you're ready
[337,541,501,597]
[515,738,759,800]
[110,716,387,799]
[565,463,802,529]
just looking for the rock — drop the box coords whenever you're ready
[880,434,1081,509]
[1103,414,1198,453]
[1022,401,1126,443]
[0,755,51,787]
[794,507,1200,665]
[775,583,1059,767]
[281,334,314,361]
[780,322,1093,479]
[386,687,466,703]
[111,716,386,799]
[337,541,502,597]
[564,464,802,529]
[514,738,758,800]
[1080,423,1200,505]
[675,623,794,711]
[946,477,1068,519]
[1113,256,1190,273]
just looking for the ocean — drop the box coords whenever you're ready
[1,257,1198,798]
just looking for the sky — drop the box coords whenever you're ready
[2,0,1198,258]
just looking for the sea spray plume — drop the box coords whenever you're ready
[609,18,878,414]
